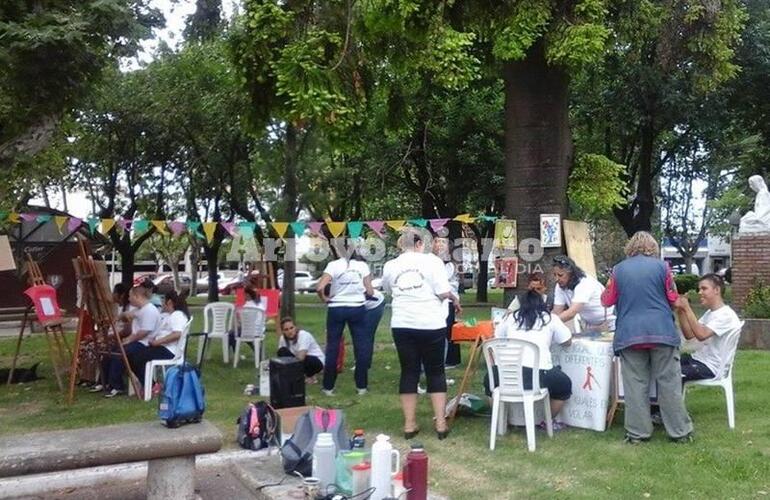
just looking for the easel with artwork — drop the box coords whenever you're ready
[67,239,141,402]
[7,254,71,391]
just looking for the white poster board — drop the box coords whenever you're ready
[0,235,14,271]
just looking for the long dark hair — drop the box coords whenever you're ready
[552,255,586,291]
[244,286,261,304]
[164,290,189,317]
[513,290,551,331]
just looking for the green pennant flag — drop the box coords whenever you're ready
[0,211,7,222]
[36,214,52,224]
[87,217,99,235]
[407,218,428,228]
[347,221,364,238]
[133,219,149,235]
[237,222,256,240]
[186,221,203,238]
[290,221,306,237]
[478,215,499,223]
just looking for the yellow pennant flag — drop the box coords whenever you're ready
[202,222,218,243]
[8,212,20,224]
[100,218,116,235]
[271,222,289,239]
[53,216,68,234]
[326,221,347,238]
[454,213,476,224]
[151,220,168,235]
[386,220,406,231]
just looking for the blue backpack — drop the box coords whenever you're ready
[159,333,207,428]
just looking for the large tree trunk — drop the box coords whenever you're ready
[205,238,222,303]
[281,124,299,318]
[614,121,656,236]
[502,41,572,301]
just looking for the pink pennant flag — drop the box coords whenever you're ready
[307,222,324,236]
[67,217,82,232]
[20,213,37,222]
[221,222,237,237]
[429,218,450,232]
[168,221,186,236]
[366,221,386,237]
[118,219,132,231]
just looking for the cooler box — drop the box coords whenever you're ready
[269,357,305,409]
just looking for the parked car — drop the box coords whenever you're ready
[132,272,157,287]
[277,270,319,292]
[153,273,194,296]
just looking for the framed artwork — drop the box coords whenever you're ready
[540,214,562,248]
[493,219,517,251]
[493,257,518,288]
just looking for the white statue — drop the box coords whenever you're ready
[739,175,770,233]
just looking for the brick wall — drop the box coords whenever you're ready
[731,234,770,311]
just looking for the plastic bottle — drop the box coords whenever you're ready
[351,461,371,497]
[312,432,337,493]
[403,442,428,500]
[370,434,400,500]
[351,428,366,449]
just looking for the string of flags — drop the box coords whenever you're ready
[0,211,502,244]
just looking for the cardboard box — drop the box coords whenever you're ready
[276,405,313,443]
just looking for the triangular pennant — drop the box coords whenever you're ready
[186,221,202,238]
[133,219,149,235]
[237,222,256,240]
[20,213,37,222]
[290,221,306,237]
[202,222,217,243]
[67,217,82,232]
[326,221,347,238]
[0,211,7,222]
[221,222,237,237]
[271,222,289,239]
[87,217,99,235]
[151,220,168,235]
[454,213,476,224]
[36,214,52,224]
[366,221,385,237]
[8,212,20,223]
[118,219,132,231]
[307,222,324,236]
[478,215,499,223]
[407,218,428,228]
[100,218,116,235]
[53,216,68,234]
[168,221,186,236]
[429,218,450,232]
[386,220,406,231]
[347,221,364,239]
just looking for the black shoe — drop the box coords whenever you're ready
[623,434,650,445]
[404,428,420,440]
[670,433,694,444]
[435,426,450,440]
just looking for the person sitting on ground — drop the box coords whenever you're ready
[486,290,573,429]
[277,317,325,383]
[128,290,189,392]
[674,274,742,381]
[229,286,268,354]
[94,284,161,397]
[552,255,615,333]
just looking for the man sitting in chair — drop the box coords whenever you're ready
[673,274,742,381]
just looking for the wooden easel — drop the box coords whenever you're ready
[447,334,486,424]
[7,254,72,391]
[67,239,141,402]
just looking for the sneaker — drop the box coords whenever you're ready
[623,434,650,445]
[670,433,694,444]
[417,384,427,395]
[537,420,567,432]
[356,388,368,396]
[104,388,124,398]
[88,384,104,393]
[321,389,335,396]
[305,376,318,385]
[445,364,460,370]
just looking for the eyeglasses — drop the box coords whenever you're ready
[552,256,570,266]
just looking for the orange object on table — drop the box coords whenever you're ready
[451,320,494,342]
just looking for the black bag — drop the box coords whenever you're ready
[237,401,280,450]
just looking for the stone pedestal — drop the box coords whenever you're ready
[147,456,196,500]
[730,233,770,310]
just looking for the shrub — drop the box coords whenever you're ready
[744,281,770,319]
[674,274,700,294]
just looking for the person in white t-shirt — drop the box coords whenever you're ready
[674,274,742,381]
[382,227,460,440]
[552,255,616,332]
[277,317,325,382]
[488,290,573,423]
[316,252,375,395]
[128,290,189,394]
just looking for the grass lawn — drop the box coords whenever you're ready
[1,295,768,499]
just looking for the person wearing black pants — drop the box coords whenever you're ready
[277,317,325,380]
[432,237,461,367]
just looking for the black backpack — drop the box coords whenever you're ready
[236,401,279,450]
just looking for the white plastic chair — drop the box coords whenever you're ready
[683,321,744,429]
[143,316,193,402]
[197,302,234,364]
[482,337,553,452]
[233,307,267,368]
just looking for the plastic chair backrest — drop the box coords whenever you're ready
[177,316,194,359]
[482,337,541,397]
[257,289,280,318]
[717,320,744,379]
[204,302,234,335]
[239,307,266,340]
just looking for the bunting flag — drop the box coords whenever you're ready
[186,221,201,238]
[100,218,116,235]
[237,222,256,240]
[53,216,68,234]
[429,218,450,232]
[151,220,168,235]
[290,221,306,237]
[8,213,20,224]
[477,215,499,223]
[36,214,52,224]
[202,222,217,243]
[0,211,7,222]
[308,222,324,236]
[20,213,36,222]
[366,221,385,237]
[326,221,347,238]
[271,222,289,239]
[87,218,99,235]
[407,218,428,228]
[386,220,406,232]
[347,221,364,239]
[133,219,149,235]
[118,219,132,231]
[454,213,476,224]
[169,221,186,237]
[67,217,82,232]
[220,222,236,237]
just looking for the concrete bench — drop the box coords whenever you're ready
[0,420,222,500]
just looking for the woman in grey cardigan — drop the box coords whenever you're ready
[601,232,693,444]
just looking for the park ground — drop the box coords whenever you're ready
[1,291,769,499]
